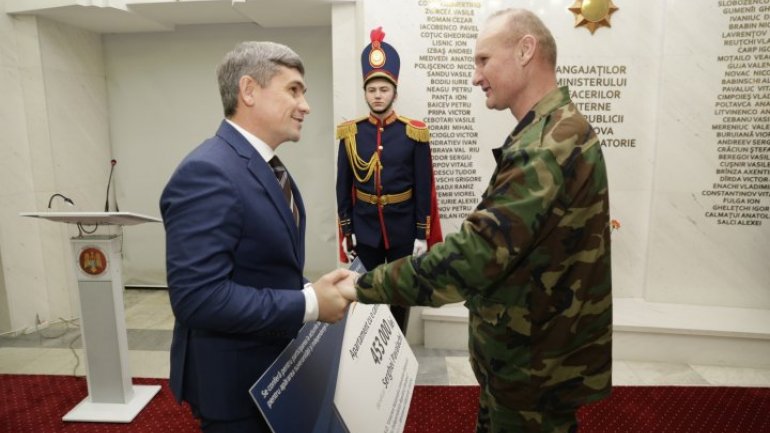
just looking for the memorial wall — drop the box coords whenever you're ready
[645,0,769,307]
[703,4,769,227]
[360,0,769,307]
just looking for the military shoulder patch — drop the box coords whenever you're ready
[399,116,430,143]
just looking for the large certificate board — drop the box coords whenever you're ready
[250,259,418,433]
[334,304,418,433]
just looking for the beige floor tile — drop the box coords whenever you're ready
[0,346,169,379]
[128,350,170,379]
[691,364,770,387]
[624,360,710,386]
[134,290,170,305]
[124,302,175,330]
[612,360,642,386]
[445,356,476,385]
[0,347,50,374]
[0,347,84,376]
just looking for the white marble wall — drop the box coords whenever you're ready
[0,10,56,334]
[0,8,111,333]
[646,0,770,308]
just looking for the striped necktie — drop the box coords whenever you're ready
[269,156,300,228]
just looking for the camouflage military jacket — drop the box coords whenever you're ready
[357,86,612,411]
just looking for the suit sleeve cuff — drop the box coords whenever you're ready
[302,283,319,323]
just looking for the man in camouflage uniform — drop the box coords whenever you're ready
[339,9,612,433]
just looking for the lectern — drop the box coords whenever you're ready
[19,212,162,423]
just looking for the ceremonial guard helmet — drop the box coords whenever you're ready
[361,27,400,87]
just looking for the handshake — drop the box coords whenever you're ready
[311,268,360,323]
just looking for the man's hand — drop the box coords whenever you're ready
[342,234,357,262]
[412,239,428,256]
[313,268,354,323]
[336,271,359,301]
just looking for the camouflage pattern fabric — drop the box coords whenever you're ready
[356,86,612,431]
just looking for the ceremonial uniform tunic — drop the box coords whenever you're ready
[356,87,612,431]
[336,112,433,251]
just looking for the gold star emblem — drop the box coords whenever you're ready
[569,0,619,34]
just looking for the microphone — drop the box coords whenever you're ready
[47,193,75,209]
[104,159,118,212]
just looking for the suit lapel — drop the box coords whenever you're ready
[215,121,302,260]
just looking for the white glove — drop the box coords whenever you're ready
[412,239,428,256]
[342,233,357,262]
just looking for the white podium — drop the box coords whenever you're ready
[20,212,162,423]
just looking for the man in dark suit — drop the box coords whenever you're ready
[160,41,351,433]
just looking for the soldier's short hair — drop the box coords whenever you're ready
[217,41,305,118]
[489,8,558,69]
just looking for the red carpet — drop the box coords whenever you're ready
[0,376,197,432]
[1,375,769,432]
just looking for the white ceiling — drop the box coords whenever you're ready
[5,0,340,33]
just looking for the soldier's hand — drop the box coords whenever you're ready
[412,239,428,256]
[342,234,357,262]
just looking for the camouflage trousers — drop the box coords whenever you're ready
[475,390,578,433]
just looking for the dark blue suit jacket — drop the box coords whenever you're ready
[160,120,307,422]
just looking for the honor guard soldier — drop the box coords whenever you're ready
[336,27,442,333]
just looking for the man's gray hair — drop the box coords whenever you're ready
[490,8,557,68]
[217,41,305,117]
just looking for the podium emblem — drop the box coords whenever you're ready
[79,247,107,276]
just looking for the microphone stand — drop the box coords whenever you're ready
[104,159,119,212]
